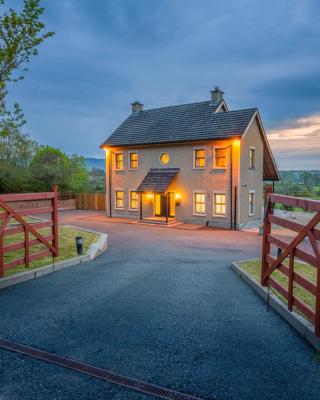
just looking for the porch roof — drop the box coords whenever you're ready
[136,168,180,193]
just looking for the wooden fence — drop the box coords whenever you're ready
[261,193,320,336]
[75,193,106,211]
[0,186,59,277]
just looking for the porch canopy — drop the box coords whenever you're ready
[137,168,180,193]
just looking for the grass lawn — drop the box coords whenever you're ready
[4,226,98,277]
[239,259,316,314]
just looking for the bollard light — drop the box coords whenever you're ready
[75,236,83,255]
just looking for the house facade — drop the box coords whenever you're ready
[100,87,279,229]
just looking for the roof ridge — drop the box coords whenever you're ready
[221,107,258,113]
[137,99,220,113]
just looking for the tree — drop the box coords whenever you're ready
[0,0,54,131]
[89,167,105,193]
[0,121,37,163]
[0,121,38,192]
[302,171,313,193]
[31,146,89,192]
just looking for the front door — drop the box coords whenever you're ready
[154,194,167,217]
[154,193,175,218]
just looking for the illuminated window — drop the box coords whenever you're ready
[249,191,255,215]
[115,190,124,209]
[129,152,138,169]
[115,152,123,170]
[249,147,255,169]
[214,193,226,216]
[160,152,170,165]
[129,191,139,210]
[194,192,206,215]
[194,149,205,168]
[214,147,227,168]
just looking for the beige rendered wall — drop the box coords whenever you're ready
[239,116,264,227]
[105,139,242,228]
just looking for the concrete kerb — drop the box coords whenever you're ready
[64,224,108,260]
[231,261,320,352]
[0,227,108,290]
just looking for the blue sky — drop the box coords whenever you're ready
[7,0,320,169]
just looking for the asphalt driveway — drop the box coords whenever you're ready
[0,210,320,399]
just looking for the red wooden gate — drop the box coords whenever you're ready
[261,193,320,336]
[0,186,59,277]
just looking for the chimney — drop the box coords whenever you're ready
[131,100,144,113]
[210,86,224,102]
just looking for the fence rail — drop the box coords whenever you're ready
[261,193,320,336]
[75,193,106,211]
[58,191,75,200]
[0,186,59,277]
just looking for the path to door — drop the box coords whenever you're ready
[1,210,320,399]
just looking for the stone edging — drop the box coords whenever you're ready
[231,261,320,352]
[0,227,108,290]
[64,225,108,260]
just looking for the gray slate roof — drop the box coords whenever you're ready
[137,168,180,193]
[101,100,257,147]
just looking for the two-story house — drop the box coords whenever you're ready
[100,87,279,229]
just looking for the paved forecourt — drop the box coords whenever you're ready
[0,210,320,400]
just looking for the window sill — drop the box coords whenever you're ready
[192,167,206,170]
[129,208,138,212]
[128,168,139,171]
[115,207,124,210]
[213,214,226,218]
[115,169,124,172]
[249,167,256,171]
[249,213,255,217]
[193,213,206,217]
[212,167,227,171]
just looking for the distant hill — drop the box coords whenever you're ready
[85,158,105,171]
[279,170,320,184]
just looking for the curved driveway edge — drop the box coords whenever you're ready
[0,227,108,290]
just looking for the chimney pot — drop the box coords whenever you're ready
[131,100,144,113]
[210,86,224,102]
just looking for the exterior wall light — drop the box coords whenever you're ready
[175,193,181,206]
[147,193,153,200]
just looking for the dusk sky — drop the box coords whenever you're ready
[7,0,320,170]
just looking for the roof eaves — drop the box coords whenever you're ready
[102,134,244,149]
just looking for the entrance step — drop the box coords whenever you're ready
[136,219,182,227]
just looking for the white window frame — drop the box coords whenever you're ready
[129,189,139,211]
[114,151,124,170]
[212,146,227,170]
[249,146,255,169]
[114,188,124,210]
[213,191,227,217]
[193,190,206,216]
[249,190,255,216]
[193,147,206,169]
[128,151,139,170]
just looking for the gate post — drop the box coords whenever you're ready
[261,188,273,286]
[52,185,59,257]
[0,235,3,278]
[264,184,273,208]
[314,227,320,336]
[315,267,320,337]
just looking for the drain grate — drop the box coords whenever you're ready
[0,337,207,400]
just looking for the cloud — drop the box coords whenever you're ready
[268,114,320,170]
[5,0,320,167]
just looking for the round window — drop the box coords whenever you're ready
[160,152,170,165]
